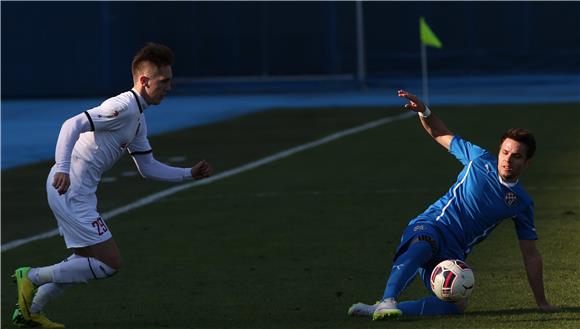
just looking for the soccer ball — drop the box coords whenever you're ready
[430,259,475,302]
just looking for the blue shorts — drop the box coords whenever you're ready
[394,221,466,292]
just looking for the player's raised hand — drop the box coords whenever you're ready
[191,160,213,180]
[52,172,70,195]
[397,89,426,114]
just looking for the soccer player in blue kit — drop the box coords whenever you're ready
[348,90,557,320]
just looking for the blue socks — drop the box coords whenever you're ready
[398,295,461,315]
[382,240,433,300]
[381,240,462,316]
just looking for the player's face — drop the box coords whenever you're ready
[497,138,531,182]
[142,64,172,105]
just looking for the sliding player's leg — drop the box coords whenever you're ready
[373,237,434,320]
[396,260,468,316]
[373,223,439,320]
[397,295,466,316]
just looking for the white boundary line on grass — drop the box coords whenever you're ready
[1,111,415,252]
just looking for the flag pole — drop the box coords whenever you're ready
[355,0,366,88]
[419,16,441,107]
[420,40,429,106]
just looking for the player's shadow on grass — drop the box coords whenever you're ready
[466,306,580,316]
[389,307,580,323]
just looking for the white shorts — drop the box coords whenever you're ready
[46,166,112,248]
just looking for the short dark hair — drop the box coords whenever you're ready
[131,42,174,76]
[500,128,536,159]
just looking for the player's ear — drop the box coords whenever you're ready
[140,75,149,87]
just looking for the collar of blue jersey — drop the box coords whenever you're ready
[498,174,518,188]
[130,89,150,111]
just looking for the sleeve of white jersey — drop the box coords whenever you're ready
[84,98,131,131]
[127,117,191,182]
[131,152,192,182]
[127,116,152,155]
[54,112,93,173]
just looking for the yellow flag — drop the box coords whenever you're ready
[420,17,442,48]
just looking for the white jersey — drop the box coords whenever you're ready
[53,89,190,197]
[62,90,150,196]
[48,89,191,247]
[75,90,151,173]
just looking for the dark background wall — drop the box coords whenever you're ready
[2,1,579,98]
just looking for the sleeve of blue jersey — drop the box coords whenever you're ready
[512,202,538,241]
[449,135,489,165]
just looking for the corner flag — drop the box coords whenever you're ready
[419,17,442,106]
[420,17,442,49]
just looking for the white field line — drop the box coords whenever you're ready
[1,111,414,252]
[137,185,580,202]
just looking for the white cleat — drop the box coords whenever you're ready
[372,298,402,320]
[347,301,379,317]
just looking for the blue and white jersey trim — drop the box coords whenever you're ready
[464,222,499,254]
[435,160,474,231]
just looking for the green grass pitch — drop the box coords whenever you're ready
[2,103,579,328]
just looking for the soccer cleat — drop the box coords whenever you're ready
[12,306,26,327]
[372,298,403,320]
[12,306,65,329]
[28,313,66,328]
[347,301,379,317]
[13,267,37,320]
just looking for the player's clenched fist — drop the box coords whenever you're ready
[52,172,70,195]
[191,160,213,180]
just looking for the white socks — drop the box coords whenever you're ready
[30,283,71,314]
[28,254,117,314]
[28,254,79,285]
[28,266,54,285]
[28,254,116,285]
[52,255,116,283]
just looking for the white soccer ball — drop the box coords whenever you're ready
[430,259,475,302]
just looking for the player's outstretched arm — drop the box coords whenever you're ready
[518,239,559,312]
[132,153,213,182]
[397,90,454,151]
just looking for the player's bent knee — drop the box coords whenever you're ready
[92,246,123,270]
[90,251,122,274]
[92,257,119,278]
[103,255,122,271]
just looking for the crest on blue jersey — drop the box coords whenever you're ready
[504,192,517,206]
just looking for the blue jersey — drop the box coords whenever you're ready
[410,136,537,257]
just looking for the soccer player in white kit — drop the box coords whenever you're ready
[12,43,213,328]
